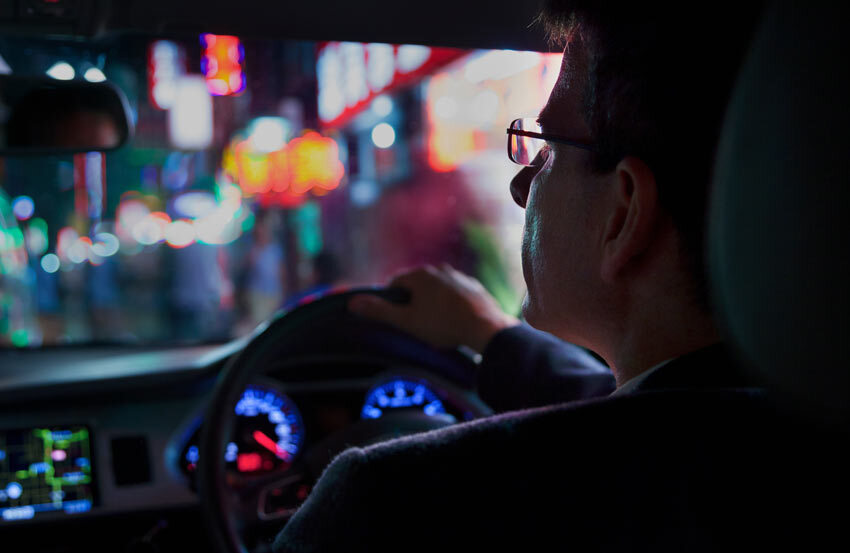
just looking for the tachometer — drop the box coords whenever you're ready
[361,378,447,419]
[181,384,304,476]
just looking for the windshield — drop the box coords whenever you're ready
[0,34,560,347]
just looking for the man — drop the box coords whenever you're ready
[274,2,769,551]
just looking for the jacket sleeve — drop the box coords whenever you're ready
[476,322,615,412]
[273,447,372,553]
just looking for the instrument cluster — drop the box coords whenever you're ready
[177,374,459,480]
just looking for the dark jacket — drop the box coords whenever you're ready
[274,340,843,552]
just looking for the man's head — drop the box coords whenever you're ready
[512,1,762,368]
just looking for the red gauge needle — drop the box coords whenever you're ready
[252,430,292,462]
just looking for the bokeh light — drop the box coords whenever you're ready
[371,95,393,117]
[371,123,396,149]
[12,196,34,221]
[132,212,171,245]
[56,227,79,260]
[67,237,92,264]
[40,253,60,274]
[91,232,120,257]
[46,61,75,80]
[248,117,289,153]
[173,191,217,219]
[83,67,107,82]
[164,219,195,248]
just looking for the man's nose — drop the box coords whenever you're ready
[510,165,537,208]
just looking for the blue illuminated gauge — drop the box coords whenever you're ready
[361,378,447,420]
[183,384,305,476]
[228,385,305,473]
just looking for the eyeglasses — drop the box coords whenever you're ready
[506,118,597,166]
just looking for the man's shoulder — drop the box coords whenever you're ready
[344,388,765,482]
[276,389,818,553]
[358,397,606,460]
[634,343,758,393]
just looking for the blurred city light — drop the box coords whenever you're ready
[366,44,394,91]
[168,75,213,150]
[350,179,379,207]
[287,132,346,194]
[67,237,91,264]
[56,227,79,260]
[1,227,24,250]
[470,89,500,125]
[371,95,393,117]
[463,50,541,83]
[223,130,344,206]
[91,232,120,257]
[132,212,171,245]
[396,45,431,73]
[434,96,459,120]
[218,183,243,209]
[371,123,396,149]
[12,196,34,220]
[149,40,185,110]
[425,51,562,172]
[173,191,217,219]
[318,42,463,127]
[248,117,290,153]
[201,34,245,96]
[83,67,107,82]
[164,219,195,248]
[25,220,48,256]
[0,53,11,75]
[46,61,75,80]
[40,253,60,274]
[116,198,151,244]
[195,209,232,244]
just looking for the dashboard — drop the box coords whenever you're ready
[0,337,489,532]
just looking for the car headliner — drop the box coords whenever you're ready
[0,0,553,52]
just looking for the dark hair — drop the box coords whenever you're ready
[540,1,763,303]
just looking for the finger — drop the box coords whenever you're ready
[437,264,475,289]
[389,266,437,290]
[347,294,406,326]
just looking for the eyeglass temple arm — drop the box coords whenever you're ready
[506,128,597,152]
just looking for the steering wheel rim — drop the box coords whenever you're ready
[198,287,479,553]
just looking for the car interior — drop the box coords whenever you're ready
[0,1,847,552]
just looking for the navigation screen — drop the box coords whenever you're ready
[0,426,95,522]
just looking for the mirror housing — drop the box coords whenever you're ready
[0,75,133,154]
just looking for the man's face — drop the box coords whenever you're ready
[510,42,608,345]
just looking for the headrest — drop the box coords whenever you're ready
[708,2,850,425]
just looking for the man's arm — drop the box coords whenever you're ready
[272,448,370,553]
[348,265,614,410]
[477,322,614,411]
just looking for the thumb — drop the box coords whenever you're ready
[348,294,405,326]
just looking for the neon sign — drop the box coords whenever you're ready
[201,34,246,96]
[317,42,464,128]
[147,40,186,110]
[223,130,345,208]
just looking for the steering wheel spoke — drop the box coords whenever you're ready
[225,469,308,521]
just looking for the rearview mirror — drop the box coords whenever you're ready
[0,75,133,154]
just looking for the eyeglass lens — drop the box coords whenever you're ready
[509,118,546,166]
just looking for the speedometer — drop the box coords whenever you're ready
[180,384,304,476]
[361,378,447,420]
[230,385,304,473]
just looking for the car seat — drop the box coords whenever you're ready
[708,1,849,428]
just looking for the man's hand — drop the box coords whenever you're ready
[347,265,519,353]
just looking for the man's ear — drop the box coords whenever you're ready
[599,156,659,283]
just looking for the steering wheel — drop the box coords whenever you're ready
[198,288,488,553]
